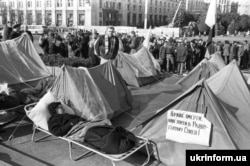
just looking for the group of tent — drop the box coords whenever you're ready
[139,54,250,166]
[1,34,250,166]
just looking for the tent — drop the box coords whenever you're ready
[177,53,226,91]
[209,53,226,70]
[50,62,132,121]
[207,60,250,131]
[139,80,250,166]
[0,33,50,85]
[113,46,161,87]
[176,59,219,91]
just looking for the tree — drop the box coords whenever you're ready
[238,15,250,31]
[227,19,238,35]
[197,13,209,33]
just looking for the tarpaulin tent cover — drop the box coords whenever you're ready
[209,53,226,70]
[114,46,160,87]
[0,33,50,84]
[140,80,250,166]
[207,60,250,131]
[176,59,219,90]
[50,62,132,121]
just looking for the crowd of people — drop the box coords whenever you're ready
[1,22,250,73]
[149,37,250,74]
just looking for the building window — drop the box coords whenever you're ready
[139,0,142,4]
[155,8,157,13]
[79,0,84,7]
[159,8,161,13]
[160,1,162,6]
[133,5,136,11]
[27,0,32,7]
[27,13,32,25]
[99,21,102,25]
[68,13,73,26]
[10,1,14,8]
[37,13,42,24]
[56,0,62,7]
[127,13,130,25]
[46,0,51,7]
[155,0,157,5]
[79,13,85,25]
[118,3,121,10]
[100,0,102,8]
[36,0,41,7]
[46,13,52,25]
[57,13,62,26]
[106,2,109,8]
[67,0,73,7]
[150,7,152,13]
[99,12,102,17]
[139,6,142,12]
[134,0,136,3]
[18,1,23,8]
[133,13,136,25]
[128,4,130,10]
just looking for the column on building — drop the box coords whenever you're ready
[6,0,10,22]
[62,0,67,26]
[24,0,27,24]
[73,0,78,27]
[42,0,46,25]
[85,2,92,26]
[51,0,56,26]
[32,0,37,24]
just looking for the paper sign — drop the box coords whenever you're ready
[166,110,211,146]
[0,83,9,95]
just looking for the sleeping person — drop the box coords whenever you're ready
[47,102,86,137]
[0,90,34,110]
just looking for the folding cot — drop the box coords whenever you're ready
[25,103,155,166]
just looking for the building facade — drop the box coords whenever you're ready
[0,0,188,27]
[185,0,207,14]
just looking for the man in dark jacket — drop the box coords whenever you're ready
[47,102,86,137]
[160,41,175,73]
[23,25,33,42]
[3,21,12,41]
[9,23,21,39]
[129,31,140,54]
[176,41,188,75]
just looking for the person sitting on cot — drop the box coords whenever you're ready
[47,102,86,137]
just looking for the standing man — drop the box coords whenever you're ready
[9,23,21,39]
[160,40,175,73]
[176,40,188,75]
[3,21,12,41]
[97,26,119,64]
[23,25,33,42]
[129,31,140,54]
[223,40,230,64]
[229,41,238,62]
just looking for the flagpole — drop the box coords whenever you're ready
[144,0,149,29]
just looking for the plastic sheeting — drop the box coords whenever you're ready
[207,60,250,131]
[50,62,132,121]
[177,59,219,91]
[140,80,250,166]
[177,53,226,91]
[0,33,50,84]
[113,46,160,87]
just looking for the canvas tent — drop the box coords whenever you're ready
[208,53,226,70]
[0,33,50,85]
[113,46,160,87]
[139,80,250,166]
[50,62,132,121]
[207,60,250,131]
[176,59,219,91]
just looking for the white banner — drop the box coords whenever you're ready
[166,110,211,146]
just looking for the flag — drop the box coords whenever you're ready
[205,0,217,57]
[143,26,151,48]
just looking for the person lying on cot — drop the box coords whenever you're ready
[47,102,87,137]
[0,89,34,110]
